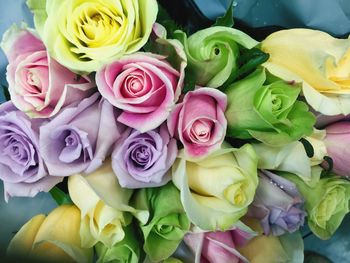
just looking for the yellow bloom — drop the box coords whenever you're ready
[27,0,158,73]
[262,29,350,115]
[68,159,148,248]
[172,144,258,231]
[238,218,304,263]
[7,205,93,263]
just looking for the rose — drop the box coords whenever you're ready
[40,93,125,177]
[68,160,148,248]
[112,124,177,188]
[95,225,141,263]
[7,205,93,263]
[168,88,227,159]
[172,144,258,231]
[0,102,62,201]
[282,172,350,239]
[248,170,306,236]
[0,24,95,118]
[96,53,182,132]
[175,26,258,88]
[27,0,158,73]
[184,226,255,263]
[261,28,350,116]
[252,129,327,183]
[324,121,350,177]
[225,68,315,146]
[132,182,190,262]
[238,219,304,263]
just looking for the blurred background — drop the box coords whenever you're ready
[1,0,350,262]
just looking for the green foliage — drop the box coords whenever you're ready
[213,0,235,28]
[49,186,72,205]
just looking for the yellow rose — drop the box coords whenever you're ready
[27,0,158,73]
[238,218,304,263]
[68,159,148,248]
[7,205,93,263]
[261,29,350,116]
[172,144,258,231]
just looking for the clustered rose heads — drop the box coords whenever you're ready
[3,0,350,262]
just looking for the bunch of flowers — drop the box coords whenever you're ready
[2,0,350,262]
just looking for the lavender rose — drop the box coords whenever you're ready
[248,170,306,236]
[0,102,62,201]
[112,125,177,188]
[40,93,125,177]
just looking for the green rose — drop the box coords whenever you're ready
[175,26,258,88]
[282,173,350,239]
[96,225,141,263]
[132,183,190,262]
[225,68,315,146]
[27,0,158,73]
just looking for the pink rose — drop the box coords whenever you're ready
[1,24,95,118]
[324,121,350,177]
[168,88,227,158]
[184,228,253,263]
[96,53,182,132]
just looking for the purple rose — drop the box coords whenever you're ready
[248,170,306,236]
[40,93,125,177]
[0,102,62,201]
[112,125,177,188]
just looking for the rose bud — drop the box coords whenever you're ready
[184,227,254,263]
[324,121,350,178]
[168,88,227,159]
[7,205,93,263]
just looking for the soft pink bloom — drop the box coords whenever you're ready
[1,24,95,118]
[96,53,182,132]
[184,228,253,263]
[325,121,350,177]
[168,88,227,158]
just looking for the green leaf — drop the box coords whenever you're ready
[236,48,269,79]
[213,0,234,28]
[156,4,183,39]
[182,70,196,94]
[49,186,72,205]
[321,156,334,177]
[221,48,269,87]
[1,85,11,102]
[299,138,314,158]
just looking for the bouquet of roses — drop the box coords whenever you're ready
[2,0,350,262]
